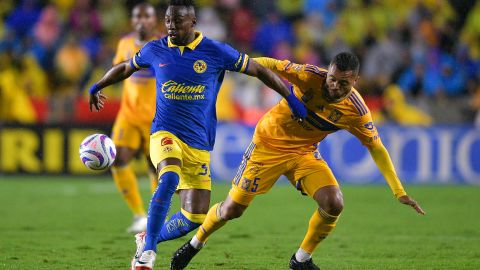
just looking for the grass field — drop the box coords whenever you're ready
[0,176,479,270]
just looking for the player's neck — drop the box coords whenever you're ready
[176,31,197,46]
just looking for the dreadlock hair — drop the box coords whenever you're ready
[331,52,360,75]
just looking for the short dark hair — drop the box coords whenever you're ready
[169,0,195,8]
[331,52,360,75]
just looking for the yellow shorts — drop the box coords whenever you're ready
[111,116,151,155]
[229,140,338,206]
[150,131,211,191]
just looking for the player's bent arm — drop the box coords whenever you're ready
[367,142,407,198]
[89,60,136,112]
[245,59,290,98]
[245,60,307,119]
[253,57,309,87]
[94,60,136,90]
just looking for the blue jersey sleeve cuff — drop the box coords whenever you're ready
[89,83,100,95]
[129,58,140,70]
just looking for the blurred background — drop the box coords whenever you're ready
[0,0,479,184]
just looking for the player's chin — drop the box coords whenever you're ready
[169,35,180,43]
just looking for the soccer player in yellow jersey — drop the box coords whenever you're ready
[110,3,161,233]
[171,52,426,270]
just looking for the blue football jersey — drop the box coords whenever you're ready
[131,32,250,151]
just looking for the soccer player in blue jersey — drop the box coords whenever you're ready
[88,1,307,269]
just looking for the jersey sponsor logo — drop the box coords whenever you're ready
[161,80,206,100]
[193,60,207,73]
[161,137,173,146]
[328,109,343,123]
[158,63,168,67]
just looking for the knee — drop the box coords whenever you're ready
[320,195,344,216]
[112,156,129,167]
[220,201,246,220]
[315,187,344,216]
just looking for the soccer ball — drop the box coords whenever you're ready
[79,134,116,170]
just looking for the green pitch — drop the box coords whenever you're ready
[0,176,479,270]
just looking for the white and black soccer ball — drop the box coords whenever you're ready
[79,134,116,170]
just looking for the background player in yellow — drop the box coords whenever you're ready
[171,52,426,270]
[110,3,161,233]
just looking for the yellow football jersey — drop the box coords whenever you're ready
[253,58,381,153]
[113,33,159,124]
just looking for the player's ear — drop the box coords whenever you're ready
[191,17,197,27]
[354,75,360,85]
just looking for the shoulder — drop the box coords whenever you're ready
[203,37,236,52]
[142,38,168,52]
[304,64,327,77]
[346,89,370,116]
[117,33,135,46]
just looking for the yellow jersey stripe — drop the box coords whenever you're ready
[240,54,250,73]
[132,55,141,69]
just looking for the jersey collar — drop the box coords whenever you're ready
[168,31,203,50]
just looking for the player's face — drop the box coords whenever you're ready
[165,5,196,45]
[132,6,157,37]
[325,64,358,102]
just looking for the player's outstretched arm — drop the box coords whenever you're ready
[368,143,426,215]
[89,60,136,112]
[245,59,307,119]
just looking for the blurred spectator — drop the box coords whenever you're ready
[68,0,102,61]
[0,50,37,123]
[276,0,303,20]
[460,1,480,60]
[54,35,90,85]
[382,84,432,126]
[31,4,62,71]
[98,0,128,37]
[5,0,41,42]
[0,0,478,126]
[229,5,256,51]
[363,31,406,83]
[252,11,295,56]
[303,0,342,27]
[197,7,226,41]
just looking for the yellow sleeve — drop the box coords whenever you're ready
[112,39,125,65]
[346,111,406,198]
[253,57,317,88]
[369,143,407,198]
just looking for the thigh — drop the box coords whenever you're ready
[111,116,142,151]
[229,141,290,206]
[178,143,211,191]
[149,131,183,171]
[286,151,339,197]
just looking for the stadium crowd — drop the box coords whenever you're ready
[0,0,479,125]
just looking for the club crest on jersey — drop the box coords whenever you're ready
[364,122,375,131]
[193,60,207,73]
[161,137,173,146]
[328,109,343,123]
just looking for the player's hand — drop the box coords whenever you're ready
[285,86,307,121]
[89,92,108,112]
[398,195,425,215]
